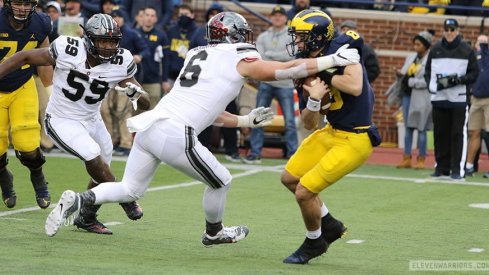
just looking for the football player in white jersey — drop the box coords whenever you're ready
[0,13,150,234]
[43,12,361,243]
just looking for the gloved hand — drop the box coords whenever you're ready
[154,45,163,62]
[331,44,360,67]
[236,107,274,128]
[115,82,147,110]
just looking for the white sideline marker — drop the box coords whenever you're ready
[468,248,485,253]
[104,221,123,226]
[469,203,489,209]
[346,239,365,244]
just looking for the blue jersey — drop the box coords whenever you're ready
[298,31,375,129]
[0,9,51,92]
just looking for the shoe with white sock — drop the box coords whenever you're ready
[45,190,81,237]
[202,225,249,247]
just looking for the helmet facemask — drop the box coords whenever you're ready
[287,28,329,57]
[5,0,38,24]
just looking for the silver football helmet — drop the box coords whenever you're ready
[81,13,122,63]
[206,12,253,44]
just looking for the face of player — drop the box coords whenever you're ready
[94,38,118,59]
[10,1,34,21]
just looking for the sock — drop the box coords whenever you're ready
[306,228,322,239]
[205,221,223,237]
[320,203,329,218]
[80,190,96,206]
[466,163,474,169]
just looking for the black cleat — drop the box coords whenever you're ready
[74,215,113,235]
[283,237,328,264]
[322,213,348,245]
[1,170,16,208]
[120,201,143,220]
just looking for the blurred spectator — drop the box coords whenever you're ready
[409,0,449,14]
[286,0,310,21]
[162,4,198,94]
[425,18,479,180]
[132,7,144,29]
[137,6,169,110]
[58,0,85,36]
[465,34,489,177]
[101,8,150,156]
[45,1,61,41]
[395,30,433,169]
[448,0,483,16]
[245,5,298,163]
[125,0,173,32]
[100,0,116,14]
[339,20,381,83]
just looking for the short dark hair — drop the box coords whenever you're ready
[178,4,193,13]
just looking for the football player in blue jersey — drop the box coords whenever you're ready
[0,0,52,209]
[280,9,379,264]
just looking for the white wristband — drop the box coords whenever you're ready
[306,97,321,112]
[316,55,334,72]
[236,115,249,128]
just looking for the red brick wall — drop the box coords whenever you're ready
[192,2,484,144]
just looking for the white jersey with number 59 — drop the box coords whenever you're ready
[150,42,261,134]
[46,35,136,120]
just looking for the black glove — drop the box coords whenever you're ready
[317,68,339,85]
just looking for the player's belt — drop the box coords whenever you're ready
[333,126,370,134]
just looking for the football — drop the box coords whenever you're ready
[302,75,331,115]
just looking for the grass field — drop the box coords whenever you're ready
[1,153,488,274]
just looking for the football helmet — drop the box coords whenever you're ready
[287,9,335,56]
[4,0,38,24]
[81,13,122,63]
[206,12,253,44]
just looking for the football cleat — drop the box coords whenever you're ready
[322,214,348,245]
[120,201,143,220]
[73,216,113,235]
[2,193,16,209]
[31,173,51,209]
[45,190,80,237]
[202,225,249,247]
[283,237,328,264]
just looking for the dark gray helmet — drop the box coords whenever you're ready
[81,13,122,63]
[206,12,252,44]
[4,0,38,24]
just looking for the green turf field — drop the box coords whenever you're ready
[1,153,488,274]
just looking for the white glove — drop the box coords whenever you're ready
[236,107,274,128]
[115,82,147,110]
[154,45,164,62]
[317,44,360,70]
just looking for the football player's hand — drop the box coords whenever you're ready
[303,77,329,100]
[115,82,147,110]
[237,107,274,128]
[331,44,360,67]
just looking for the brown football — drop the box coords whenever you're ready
[302,75,331,115]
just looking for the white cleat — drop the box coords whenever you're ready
[202,225,249,247]
[45,190,80,237]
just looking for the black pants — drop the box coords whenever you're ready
[432,106,468,176]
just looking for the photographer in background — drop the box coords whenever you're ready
[425,18,479,180]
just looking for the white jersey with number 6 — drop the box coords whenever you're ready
[47,35,136,120]
[129,42,261,134]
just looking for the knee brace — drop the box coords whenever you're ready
[15,148,46,170]
[0,153,8,172]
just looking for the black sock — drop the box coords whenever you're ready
[205,221,223,236]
